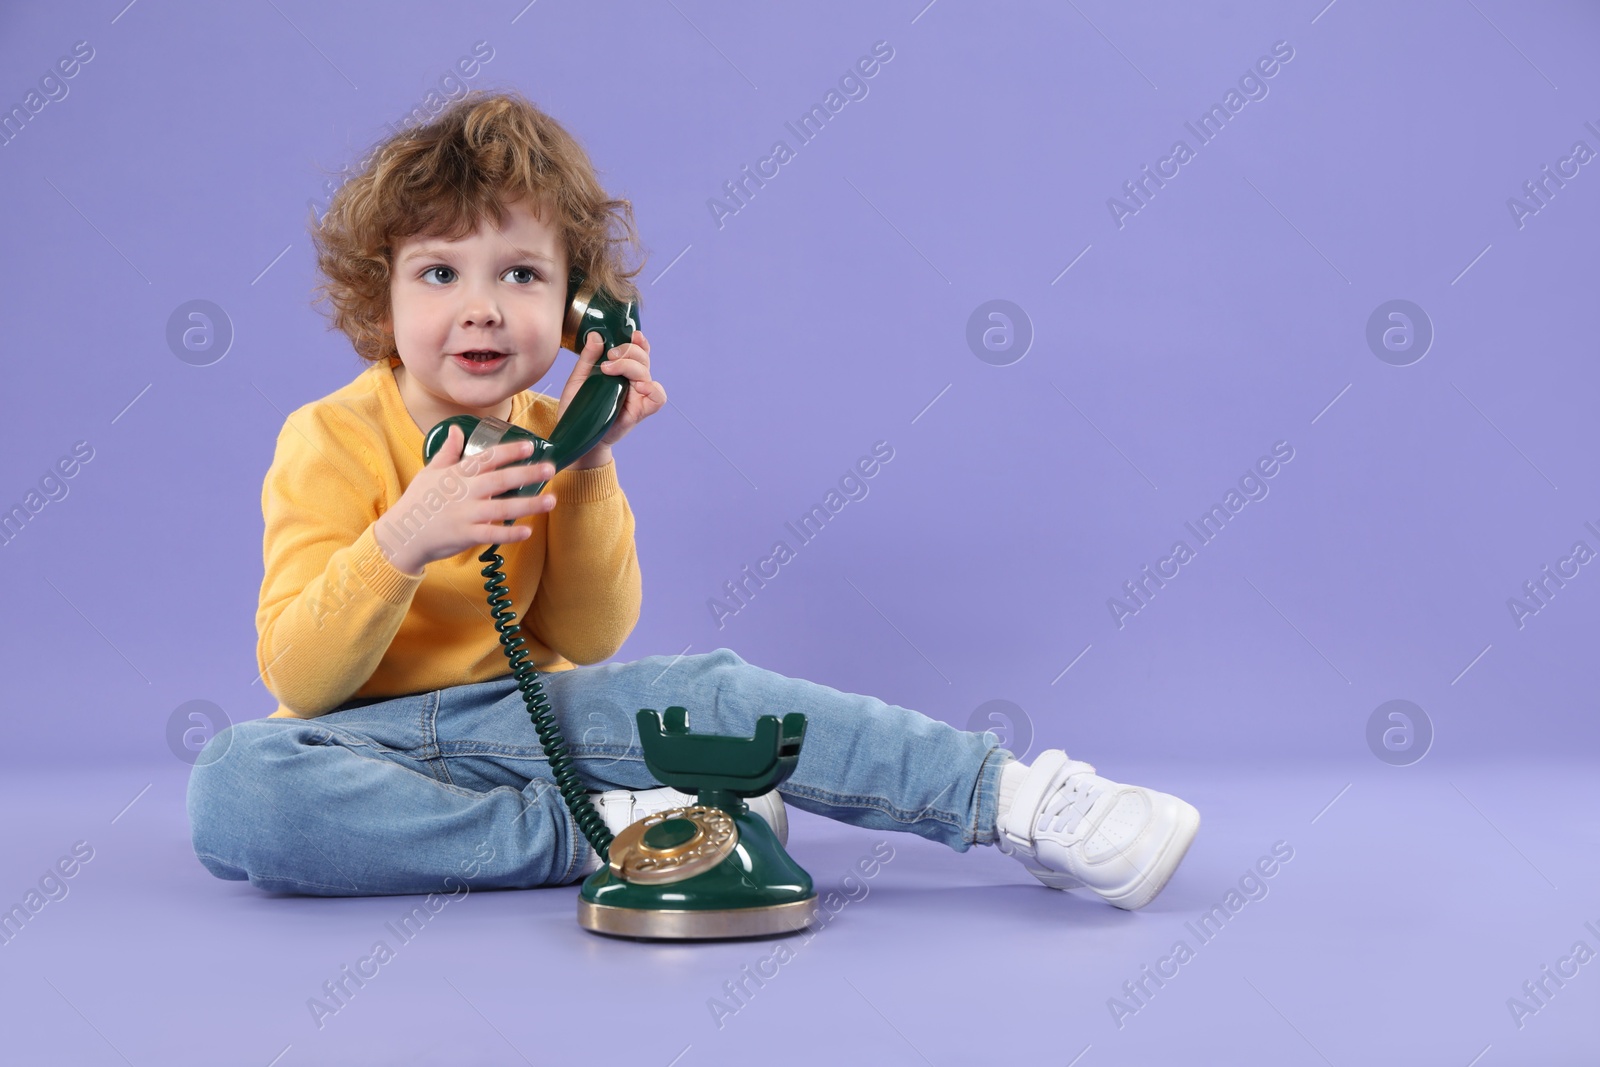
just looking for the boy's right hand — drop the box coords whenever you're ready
[373,424,556,577]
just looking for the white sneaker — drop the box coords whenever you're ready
[588,786,789,846]
[993,749,1199,910]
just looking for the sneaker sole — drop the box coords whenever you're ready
[1098,799,1200,911]
[749,791,788,847]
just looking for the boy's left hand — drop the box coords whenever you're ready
[556,328,664,467]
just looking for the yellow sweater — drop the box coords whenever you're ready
[257,358,641,719]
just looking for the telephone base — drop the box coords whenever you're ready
[576,803,817,941]
[577,895,817,940]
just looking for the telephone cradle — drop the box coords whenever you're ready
[421,269,818,940]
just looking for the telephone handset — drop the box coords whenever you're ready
[420,268,639,867]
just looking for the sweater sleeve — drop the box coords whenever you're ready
[255,407,424,717]
[521,458,642,665]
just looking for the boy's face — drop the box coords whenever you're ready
[384,196,567,430]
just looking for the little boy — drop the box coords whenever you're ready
[186,89,1199,909]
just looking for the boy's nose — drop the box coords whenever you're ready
[459,299,501,327]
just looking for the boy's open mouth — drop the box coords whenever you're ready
[453,350,509,371]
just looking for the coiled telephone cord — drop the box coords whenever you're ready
[479,540,614,864]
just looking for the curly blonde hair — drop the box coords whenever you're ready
[309,88,646,365]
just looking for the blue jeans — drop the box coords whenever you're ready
[187,648,1013,896]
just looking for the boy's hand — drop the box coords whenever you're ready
[557,328,665,469]
[373,424,557,576]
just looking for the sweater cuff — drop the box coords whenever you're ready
[349,523,427,604]
[553,458,619,504]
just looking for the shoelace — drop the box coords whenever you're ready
[1036,762,1111,836]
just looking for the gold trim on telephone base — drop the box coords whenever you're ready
[577,895,818,940]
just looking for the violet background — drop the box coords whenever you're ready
[2,1,1597,767]
[1,2,1597,1065]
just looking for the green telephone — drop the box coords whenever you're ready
[422,269,816,940]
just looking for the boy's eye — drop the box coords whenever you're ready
[420,266,541,284]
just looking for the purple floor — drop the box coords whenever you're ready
[2,756,1594,1065]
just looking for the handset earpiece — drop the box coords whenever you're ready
[548,268,638,470]
[561,267,639,358]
